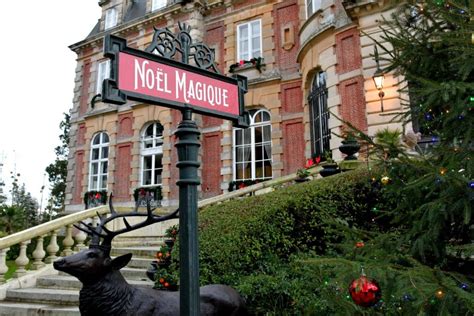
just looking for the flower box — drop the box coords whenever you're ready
[228,179,269,192]
[133,186,162,207]
[229,57,265,74]
[84,190,108,209]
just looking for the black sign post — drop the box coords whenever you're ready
[101,23,249,316]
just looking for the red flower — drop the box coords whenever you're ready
[305,158,314,168]
[239,60,245,65]
[315,156,321,164]
[238,183,246,189]
[95,193,101,199]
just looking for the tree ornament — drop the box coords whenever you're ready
[435,289,445,299]
[355,241,365,248]
[460,283,470,291]
[469,181,474,189]
[381,176,390,185]
[402,294,414,302]
[348,268,382,307]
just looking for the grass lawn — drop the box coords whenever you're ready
[5,261,33,280]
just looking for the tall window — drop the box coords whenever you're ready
[237,20,262,61]
[152,0,167,11]
[233,109,272,181]
[96,60,110,94]
[141,122,163,186]
[306,0,322,18]
[308,71,330,158]
[89,132,109,191]
[104,8,117,30]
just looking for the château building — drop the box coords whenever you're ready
[65,0,409,212]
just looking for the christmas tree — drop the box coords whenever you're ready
[364,0,473,264]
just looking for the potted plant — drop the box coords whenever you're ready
[339,132,361,160]
[296,168,311,182]
[319,151,341,177]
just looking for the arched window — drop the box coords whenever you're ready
[89,132,109,191]
[141,122,163,186]
[233,109,272,181]
[308,71,330,158]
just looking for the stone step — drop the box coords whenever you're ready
[37,274,154,290]
[111,246,162,258]
[0,301,80,316]
[6,288,79,305]
[58,266,149,281]
[124,256,156,269]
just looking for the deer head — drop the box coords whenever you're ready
[54,195,179,283]
[53,248,132,284]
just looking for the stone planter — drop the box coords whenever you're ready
[146,261,158,281]
[319,162,341,177]
[339,139,360,160]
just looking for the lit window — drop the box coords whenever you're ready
[104,8,118,30]
[152,0,167,11]
[96,60,110,94]
[89,132,109,191]
[237,20,262,61]
[141,122,164,186]
[233,109,272,181]
[306,0,322,18]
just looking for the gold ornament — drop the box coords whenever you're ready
[435,289,445,299]
[381,176,390,185]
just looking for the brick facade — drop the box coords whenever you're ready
[72,151,85,204]
[114,143,132,201]
[282,119,305,174]
[274,0,300,74]
[339,76,368,133]
[201,132,222,199]
[65,0,406,210]
[79,61,91,116]
[336,27,362,74]
[118,113,134,138]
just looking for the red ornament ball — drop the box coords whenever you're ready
[348,275,382,307]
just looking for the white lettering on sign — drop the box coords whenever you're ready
[135,60,171,93]
[133,58,229,107]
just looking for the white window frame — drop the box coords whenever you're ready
[233,109,272,181]
[96,60,110,94]
[236,19,262,62]
[152,0,167,11]
[104,7,118,30]
[89,132,109,191]
[140,122,164,187]
[306,0,322,18]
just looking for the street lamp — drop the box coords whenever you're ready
[372,45,385,112]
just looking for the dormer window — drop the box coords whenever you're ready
[152,0,167,11]
[104,8,118,30]
[306,0,322,18]
[96,60,111,94]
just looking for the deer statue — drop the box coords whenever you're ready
[53,197,248,315]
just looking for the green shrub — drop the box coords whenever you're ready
[195,168,391,285]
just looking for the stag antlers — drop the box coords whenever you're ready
[74,194,179,252]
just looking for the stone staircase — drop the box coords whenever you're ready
[0,246,159,316]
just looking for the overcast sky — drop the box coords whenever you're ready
[0,1,101,207]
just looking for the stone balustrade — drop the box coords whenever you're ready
[0,205,111,284]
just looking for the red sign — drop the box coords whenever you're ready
[118,52,240,116]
